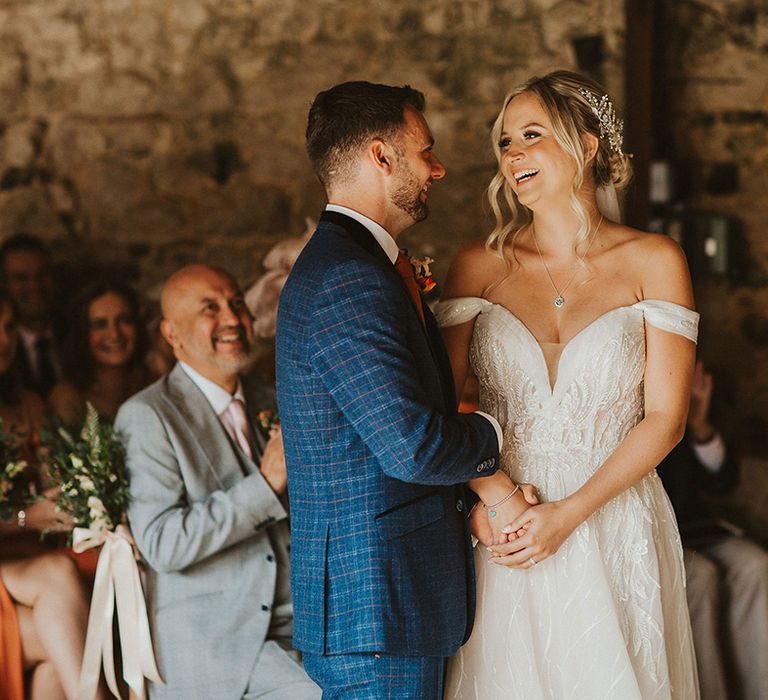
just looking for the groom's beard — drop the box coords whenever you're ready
[391,160,429,223]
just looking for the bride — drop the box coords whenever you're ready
[436,71,700,698]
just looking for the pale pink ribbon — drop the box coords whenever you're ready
[73,523,164,700]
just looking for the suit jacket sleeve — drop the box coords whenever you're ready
[308,258,498,486]
[116,399,287,574]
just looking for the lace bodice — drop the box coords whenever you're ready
[436,298,698,491]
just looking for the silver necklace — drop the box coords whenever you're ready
[531,217,602,308]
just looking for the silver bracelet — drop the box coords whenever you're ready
[17,509,26,529]
[483,484,520,518]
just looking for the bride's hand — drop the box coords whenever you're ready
[485,488,534,545]
[488,499,581,568]
[488,482,539,544]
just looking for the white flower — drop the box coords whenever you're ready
[87,495,106,518]
[5,460,27,478]
[70,454,84,471]
[76,475,95,491]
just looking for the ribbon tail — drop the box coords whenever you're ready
[76,544,120,700]
[112,538,163,698]
[101,584,120,700]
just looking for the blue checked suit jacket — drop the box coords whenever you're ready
[276,211,500,658]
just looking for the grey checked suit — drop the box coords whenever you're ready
[117,364,319,699]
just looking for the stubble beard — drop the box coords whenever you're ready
[391,159,428,224]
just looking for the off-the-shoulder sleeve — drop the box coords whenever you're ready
[433,297,492,328]
[634,300,699,343]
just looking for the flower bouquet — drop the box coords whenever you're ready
[43,403,162,700]
[0,420,31,521]
[45,405,130,539]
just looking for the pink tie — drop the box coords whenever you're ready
[222,398,253,459]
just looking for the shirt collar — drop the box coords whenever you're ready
[325,204,399,264]
[178,361,245,417]
[17,325,49,348]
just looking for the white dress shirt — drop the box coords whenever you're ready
[691,432,726,473]
[324,204,503,450]
[178,361,249,445]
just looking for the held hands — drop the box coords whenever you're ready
[469,483,539,547]
[488,498,582,569]
[259,428,288,495]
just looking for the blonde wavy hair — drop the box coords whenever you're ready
[486,70,633,260]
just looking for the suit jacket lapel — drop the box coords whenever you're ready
[163,365,252,487]
[242,376,268,461]
[320,210,444,367]
[423,305,458,413]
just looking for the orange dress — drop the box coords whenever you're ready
[0,579,23,700]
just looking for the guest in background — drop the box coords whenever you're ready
[0,540,92,700]
[117,264,319,699]
[658,361,768,700]
[49,281,152,428]
[0,287,95,700]
[0,234,62,399]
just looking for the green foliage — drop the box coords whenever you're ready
[0,418,31,521]
[42,403,130,534]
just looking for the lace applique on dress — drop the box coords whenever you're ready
[443,299,699,700]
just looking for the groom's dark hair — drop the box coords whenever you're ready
[306,81,425,188]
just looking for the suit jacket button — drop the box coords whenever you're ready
[266,554,274,562]
[456,499,464,512]
[261,604,270,612]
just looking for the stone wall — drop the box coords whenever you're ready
[2,2,764,532]
[0,0,625,292]
[665,0,768,540]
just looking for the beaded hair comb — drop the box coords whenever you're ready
[579,88,624,157]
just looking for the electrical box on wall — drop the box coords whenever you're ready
[664,212,747,282]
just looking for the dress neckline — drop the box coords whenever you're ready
[481,300,641,354]
[477,301,645,397]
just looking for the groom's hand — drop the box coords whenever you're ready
[469,501,493,546]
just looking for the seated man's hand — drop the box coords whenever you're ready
[260,428,287,495]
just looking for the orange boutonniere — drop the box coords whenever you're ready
[256,409,280,438]
[408,254,437,294]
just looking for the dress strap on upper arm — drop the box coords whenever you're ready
[633,300,699,343]
[433,297,491,328]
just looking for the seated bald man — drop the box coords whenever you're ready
[116,264,320,700]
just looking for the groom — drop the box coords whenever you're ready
[276,81,504,698]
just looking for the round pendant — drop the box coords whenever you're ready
[554,296,565,308]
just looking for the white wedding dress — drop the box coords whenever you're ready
[435,298,700,700]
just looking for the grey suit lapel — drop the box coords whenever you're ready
[163,365,255,487]
[242,376,271,458]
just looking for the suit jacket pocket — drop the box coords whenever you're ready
[374,492,444,540]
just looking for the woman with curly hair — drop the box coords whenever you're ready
[49,280,152,427]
